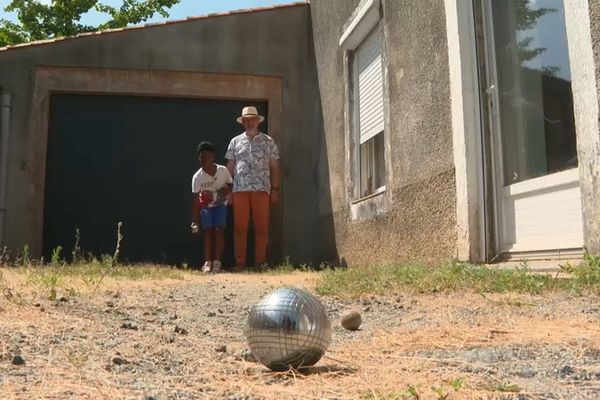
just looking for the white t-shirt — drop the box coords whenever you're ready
[191,164,233,207]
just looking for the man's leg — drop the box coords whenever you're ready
[233,192,251,268]
[250,192,270,265]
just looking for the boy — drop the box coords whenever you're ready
[191,142,233,273]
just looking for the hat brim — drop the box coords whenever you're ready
[237,115,265,124]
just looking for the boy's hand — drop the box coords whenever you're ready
[199,191,214,208]
[191,223,199,234]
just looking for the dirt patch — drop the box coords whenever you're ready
[1,270,600,399]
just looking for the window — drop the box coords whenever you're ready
[488,0,577,185]
[353,24,385,198]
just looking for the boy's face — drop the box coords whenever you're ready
[199,150,215,166]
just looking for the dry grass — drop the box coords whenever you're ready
[1,268,600,399]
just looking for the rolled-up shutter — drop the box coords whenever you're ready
[357,25,384,144]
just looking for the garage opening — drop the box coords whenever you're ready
[43,94,268,267]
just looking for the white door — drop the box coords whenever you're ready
[480,0,583,256]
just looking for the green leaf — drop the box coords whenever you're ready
[1,0,181,46]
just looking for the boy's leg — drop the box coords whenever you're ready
[214,205,227,263]
[250,192,270,265]
[233,192,250,268]
[200,207,215,272]
[203,229,214,262]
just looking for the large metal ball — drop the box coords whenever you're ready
[245,288,332,371]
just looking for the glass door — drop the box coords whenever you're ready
[478,0,583,256]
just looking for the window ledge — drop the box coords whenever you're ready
[350,186,388,220]
[351,185,386,204]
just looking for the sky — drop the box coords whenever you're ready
[0,0,297,26]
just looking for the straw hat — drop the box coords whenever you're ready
[236,106,265,124]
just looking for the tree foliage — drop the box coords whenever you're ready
[514,0,556,67]
[0,0,180,46]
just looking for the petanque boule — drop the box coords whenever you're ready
[245,287,332,371]
[341,308,362,331]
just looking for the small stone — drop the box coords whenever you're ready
[120,322,138,330]
[11,355,25,366]
[174,326,188,335]
[207,312,216,317]
[112,355,129,365]
[218,309,224,314]
[106,301,114,308]
[202,330,210,336]
[560,365,575,376]
[516,368,536,378]
[341,309,362,331]
[169,314,178,320]
[215,345,227,353]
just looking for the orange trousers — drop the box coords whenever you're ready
[233,192,270,265]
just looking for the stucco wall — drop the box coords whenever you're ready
[310,0,457,265]
[586,0,600,254]
[0,4,335,265]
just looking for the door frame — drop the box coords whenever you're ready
[27,66,284,262]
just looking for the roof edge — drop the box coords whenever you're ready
[0,1,309,53]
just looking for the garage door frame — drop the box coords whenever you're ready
[28,66,284,261]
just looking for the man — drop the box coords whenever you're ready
[226,106,280,271]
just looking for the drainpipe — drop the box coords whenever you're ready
[0,92,11,248]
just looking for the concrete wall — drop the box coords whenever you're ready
[0,4,336,265]
[310,0,457,265]
[585,0,600,255]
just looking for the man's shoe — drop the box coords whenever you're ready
[234,264,246,273]
[256,262,269,272]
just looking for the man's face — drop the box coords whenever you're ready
[242,116,260,131]
[199,150,215,166]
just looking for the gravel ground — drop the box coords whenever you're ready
[1,271,600,399]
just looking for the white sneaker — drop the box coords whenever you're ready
[212,260,222,273]
[201,261,212,273]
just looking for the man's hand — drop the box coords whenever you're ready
[191,223,200,235]
[270,189,280,204]
[216,187,230,205]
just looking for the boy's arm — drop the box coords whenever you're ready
[191,193,200,233]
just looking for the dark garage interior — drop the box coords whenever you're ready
[43,94,268,267]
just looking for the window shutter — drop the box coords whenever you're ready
[357,26,384,144]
